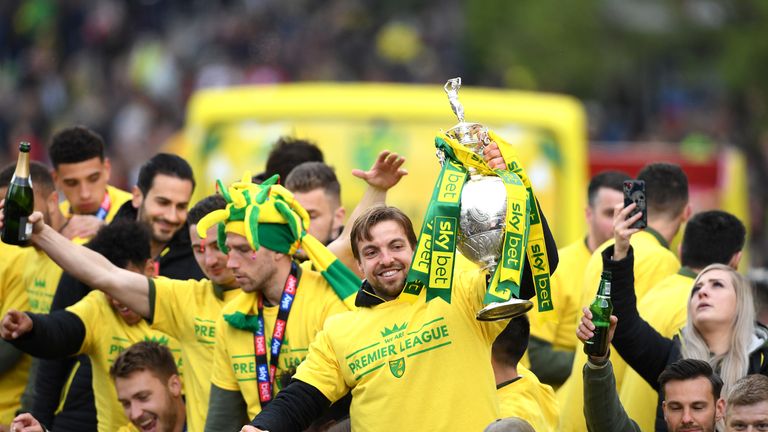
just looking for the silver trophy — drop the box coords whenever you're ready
[443,78,533,321]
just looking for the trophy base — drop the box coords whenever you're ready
[476,298,534,321]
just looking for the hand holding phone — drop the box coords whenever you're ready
[623,180,647,229]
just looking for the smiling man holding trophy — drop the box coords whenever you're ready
[244,79,558,432]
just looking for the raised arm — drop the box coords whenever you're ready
[0,201,151,318]
[327,151,407,276]
[593,204,675,389]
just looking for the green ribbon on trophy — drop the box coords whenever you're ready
[402,130,553,313]
[401,150,467,304]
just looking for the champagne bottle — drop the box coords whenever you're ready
[1,142,34,246]
[583,270,613,357]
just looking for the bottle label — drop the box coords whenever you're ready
[20,216,31,241]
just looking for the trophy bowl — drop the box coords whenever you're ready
[458,176,533,321]
[457,176,507,265]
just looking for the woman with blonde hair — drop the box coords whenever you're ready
[577,204,768,431]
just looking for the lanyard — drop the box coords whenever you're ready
[254,262,299,407]
[94,191,111,220]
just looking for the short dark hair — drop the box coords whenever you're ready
[109,341,178,382]
[260,136,324,184]
[86,220,151,269]
[49,126,105,169]
[136,153,195,196]
[658,359,723,401]
[0,161,56,197]
[187,194,227,225]
[350,206,417,261]
[587,170,631,207]
[637,162,689,219]
[285,162,341,200]
[681,211,745,269]
[726,374,768,410]
[491,316,530,368]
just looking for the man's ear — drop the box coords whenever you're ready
[144,259,156,277]
[168,374,182,397]
[333,206,346,231]
[103,158,112,179]
[131,186,142,209]
[46,190,59,212]
[681,203,693,223]
[728,251,743,270]
[716,397,726,420]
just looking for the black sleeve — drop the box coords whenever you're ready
[0,339,23,373]
[250,379,331,432]
[205,384,249,432]
[527,336,575,386]
[519,202,559,301]
[9,311,86,359]
[31,273,92,428]
[603,246,674,390]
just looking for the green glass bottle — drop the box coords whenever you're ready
[583,270,613,357]
[1,142,34,246]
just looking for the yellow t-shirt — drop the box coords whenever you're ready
[527,239,591,372]
[150,277,240,432]
[0,243,30,424]
[498,364,560,432]
[67,290,183,432]
[20,249,62,314]
[293,269,506,431]
[557,230,680,432]
[619,271,694,431]
[210,267,348,419]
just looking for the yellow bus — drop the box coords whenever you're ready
[180,82,588,246]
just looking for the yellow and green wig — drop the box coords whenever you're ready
[196,172,359,310]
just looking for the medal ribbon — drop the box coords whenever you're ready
[253,262,299,406]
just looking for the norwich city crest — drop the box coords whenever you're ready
[388,357,405,378]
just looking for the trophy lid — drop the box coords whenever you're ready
[444,77,486,151]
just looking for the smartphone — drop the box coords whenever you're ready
[623,180,647,229]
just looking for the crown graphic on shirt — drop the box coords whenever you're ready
[144,335,170,346]
[380,322,408,337]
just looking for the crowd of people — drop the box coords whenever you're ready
[0,124,767,432]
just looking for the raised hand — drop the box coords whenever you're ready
[612,203,642,261]
[61,215,104,240]
[351,151,407,191]
[0,310,33,340]
[576,307,618,362]
[10,413,45,432]
[481,141,506,171]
